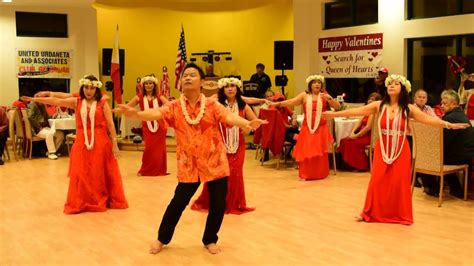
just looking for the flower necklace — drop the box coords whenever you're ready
[180,93,206,125]
[377,105,407,164]
[219,100,239,154]
[80,99,97,150]
[143,95,159,132]
[305,93,323,134]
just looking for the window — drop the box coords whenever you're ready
[408,0,474,19]
[16,12,68,38]
[407,35,474,106]
[324,0,378,29]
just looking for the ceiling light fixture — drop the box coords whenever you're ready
[2,0,13,3]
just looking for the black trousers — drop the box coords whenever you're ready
[158,176,228,245]
[0,130,7,161]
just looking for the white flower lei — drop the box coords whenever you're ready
[143,96,159,132]
[217,77,242,89]
[180,94,206,125]
[80,99,97,150]
[378,105,407,164]
[384,74,412,92]
[141,75,158,85]
[79,78,102,88]
[305,75,325,85]
[305,93,323,134]
[219,100,239,154]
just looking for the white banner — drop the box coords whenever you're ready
[318,33,383,78]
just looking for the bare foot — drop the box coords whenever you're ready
[355,216,364,222]
[205,243,221,254]
[299,178,306,182]
[149,240,164,254]
[137,172,142,176]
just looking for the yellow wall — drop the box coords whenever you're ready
[95,1,294,102]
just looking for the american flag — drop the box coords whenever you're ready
[175,26,187,90]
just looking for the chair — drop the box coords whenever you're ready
[66,133,76,155]
[326,118,337,175]
[365,114,379,171]
[13,108,26,158]
[5,109,19,161]
[410,121,469,207]
[20,109,46,159]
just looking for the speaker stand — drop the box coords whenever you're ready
[280,68,286,95]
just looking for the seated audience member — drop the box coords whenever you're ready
[26,102,64,160]
[422,90,474,197]
[259,90,275,110]
[338,92,381,171]
[413,89,436,116]
[12,98,28,109]
[0,107,8,165]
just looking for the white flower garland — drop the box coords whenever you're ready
[180,94,206,125]
[378,105,407,164]
[80,99,97,150]
[219,100,239,154]
[143,96,159,132]
[217,77,242,89]
[79,78,102,88]
[305,93,323,134]
[141,75,158,85]
[384,74,412,92]
[305,75,325,85]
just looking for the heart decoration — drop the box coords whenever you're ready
[368,58,373,62]
[371,52,378,58]
[322,56,328,60]
[326,60,331,64]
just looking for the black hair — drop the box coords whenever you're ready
[379,84,410,117]
[256,63,265,69]
[79,75,102,101]
[182,63,205,80]
[217,84,246,110]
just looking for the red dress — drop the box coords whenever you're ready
[65,99,128,214]
[466,94,474,120]
[293,97,333,180]
[338,116,371,170]
[361,109,413,225]
[191,109,255,214]
[138,94,168,176]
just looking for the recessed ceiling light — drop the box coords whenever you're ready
[2,0,13,3]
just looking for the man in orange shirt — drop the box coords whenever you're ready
[115,63,266,255]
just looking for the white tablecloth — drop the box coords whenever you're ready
[334,117,361,147]
[48,117,76,131]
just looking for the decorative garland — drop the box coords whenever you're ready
[305,93,323,134]
[180,94,206,125]
[80,99,97,150]
[377,105,407,164]
[219,100,239,154]
[384,74,412,93]
[143,96,159,132]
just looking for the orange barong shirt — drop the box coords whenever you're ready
[158,96,230,183]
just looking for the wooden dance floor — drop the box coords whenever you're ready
[1,150,472,265]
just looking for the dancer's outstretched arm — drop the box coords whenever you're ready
[225,111,267,131]
[270,92,305,108]
[324,101,379,119]
[114,104,163,121]
[21,96,77,109]
[408,104,469,130]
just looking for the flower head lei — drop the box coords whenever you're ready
[217,77,242,89]
[306,75,325,85]
[79,76,102,88]
[385,74,412,93]
[141,75,158,85]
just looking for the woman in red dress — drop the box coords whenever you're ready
[271,75,340,180]
[338,92,381,171]
[191,77,257,214]
[126,75,167,176]
[22,75,128,214]
[325,74,468,225]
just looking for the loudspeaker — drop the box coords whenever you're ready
[102,48,125,76]
[275,75,288,86]
[274,41,293,70]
